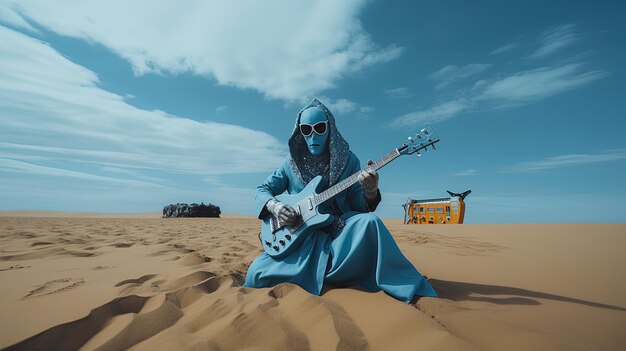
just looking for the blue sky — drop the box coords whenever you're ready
[1,0,624,223]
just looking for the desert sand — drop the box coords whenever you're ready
[0,211,625,350]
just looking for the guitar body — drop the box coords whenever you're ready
[259,176,334,259]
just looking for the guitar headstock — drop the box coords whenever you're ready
[398,128,440,156]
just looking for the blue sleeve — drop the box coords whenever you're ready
[255,158,289,219]
[346,153,381,213]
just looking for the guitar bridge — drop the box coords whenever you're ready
[269,216,280,234]
[269,212,303,235]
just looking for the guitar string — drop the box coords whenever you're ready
[311,148,401,207]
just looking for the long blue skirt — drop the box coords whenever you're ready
[244,212,437,302]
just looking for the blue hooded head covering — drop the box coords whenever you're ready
[287,98,350,187]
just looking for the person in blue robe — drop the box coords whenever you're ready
[244,98,436,303]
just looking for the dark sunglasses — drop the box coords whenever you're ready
[299,121,328,136]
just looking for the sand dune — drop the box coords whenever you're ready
[0,215,624,350]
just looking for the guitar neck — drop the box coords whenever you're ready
[313,148,402,206]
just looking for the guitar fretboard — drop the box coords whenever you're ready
[312,148,402,206]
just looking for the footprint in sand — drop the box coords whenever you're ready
[15,231,40,239]
[167,243,195,254]
[23,278,86,299]
[180,252,212,266]
[218,257,233,264]
[110,242,135,248]
[30,241,54,247]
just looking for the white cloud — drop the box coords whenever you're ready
[389,99,469,128]
[96,165,166,184]
[454,169,479,176]
[489,42,520,55]
[317,97,375,118]
[390,62,606,128]
[479,63,607,104]
[0,26,285,177]
[0,169,258,214]
[216,105,227,113]
[322,97,359,115]
[531,24,579,58]
[502,149,626,173]
[0,0,402,102]
[430,64,491,89]
[388,24,607,128]
[0,4,37,32]
[360,106,374,114]
[384,87,412,99]
[0,158,164,188]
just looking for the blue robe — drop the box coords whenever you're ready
[244,152,437,303]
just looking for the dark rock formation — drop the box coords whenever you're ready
[162,202,221,218]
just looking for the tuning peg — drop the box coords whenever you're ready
[416,152,422,157]
[432,144,436,150]
[416,134,422,139]
[408,136,413,143]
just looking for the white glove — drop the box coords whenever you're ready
[267,199,297,226]
[358,159,379,200]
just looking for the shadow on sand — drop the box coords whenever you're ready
[428,279,626,311]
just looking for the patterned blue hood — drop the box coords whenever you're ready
[287,98,350,187]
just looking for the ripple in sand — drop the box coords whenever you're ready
[396,231,508,256]
[0,264,31,272]
[5,295,150,350]
[23,277,86,299]
[114,274,157,287]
